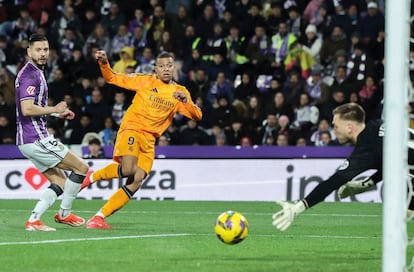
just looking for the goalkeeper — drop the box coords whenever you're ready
[273,102,414,231]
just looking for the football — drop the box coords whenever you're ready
[214,210,248,244]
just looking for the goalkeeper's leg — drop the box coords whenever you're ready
[338,172,382,199]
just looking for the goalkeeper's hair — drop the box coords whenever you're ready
[332,102,365,123]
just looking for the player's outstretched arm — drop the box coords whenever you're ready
[272,200,307,231]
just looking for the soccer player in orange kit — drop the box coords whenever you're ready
[84,50,202,229]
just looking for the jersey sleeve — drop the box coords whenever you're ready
[98,61,144,91]
[17,72,39,101]
[176,88,202,121]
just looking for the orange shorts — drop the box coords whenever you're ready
[113,129,155,174]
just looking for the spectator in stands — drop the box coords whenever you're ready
[59,27,83,63]
[177,24,196,62]
[48,68,71,103]
[135,46,155,74]
[110,24,132,61]
[68,113,95,144]
[225,119,249,146]
[330,64,355,95]
[270,21,297,76]
[245,95,264,138]
[358,2,384,52]
[207,71,234,107]
[358,75,379,114]
[146,4,167,51]
[319,25,349,67]
[301,24,322,63]
[241,2,266,38]
[0,6,37,41]
[224,24,249,76]
[83,137,105,159]
[346,42,374,89]
[169,5,194,45]
[128,8,146,33]
[50,4,82,43]
[98,117,118,146]
[181,48,207,81]
[290,92,320,139]
[283,70,305,107]
[266,2,285,36]
[156,30,175,56]
[80,7,100,39]
[318,89,347,121]
[111,90,129,126]
[337,4,361,39]
[211,95,237,131]
[100,1,127,38]
[82,43,104,80]
[286,5,306,39]
[156,134,170,146]
[129,25,147,60]
[0,67,16,107]
[296,136,308,146]
[83,23,111,57]
[265,91,294,121]
[186,67,210,102]
[277,114,295,145]
[0,91,14,123]
[311,2,334,39]
[113,46,137,73]
[83,87,111,131]
[206,52,231,81]
[179,119,210,145]
[64,46,86,83]
[309,118,337,146]
[0,113,15,144]
[262,76,283,104]
[257,112,279,145]
[276,133,289,146]
[244,24,272,75]
[234,72,259,104]
[194,3,216,39]
[219,9,234,36]
[305,66,330,105]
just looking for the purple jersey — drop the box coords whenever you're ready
[15,62,50,145]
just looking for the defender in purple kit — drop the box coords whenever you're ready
[16,33,90,231]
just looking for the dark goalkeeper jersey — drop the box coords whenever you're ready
[304,119,384,208]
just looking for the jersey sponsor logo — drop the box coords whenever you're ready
[338,159,349,170]
[26,86,35,95]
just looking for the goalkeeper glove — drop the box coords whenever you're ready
[272,200,306,231]
[337,178,375,199]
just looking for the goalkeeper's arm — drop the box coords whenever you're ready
[337,171,381,199]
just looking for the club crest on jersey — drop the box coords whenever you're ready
[338,159,349,170]
[26,86,35,95]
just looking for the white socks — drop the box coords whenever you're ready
[28,188,58,222]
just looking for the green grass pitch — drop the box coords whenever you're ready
[0,200,412,272]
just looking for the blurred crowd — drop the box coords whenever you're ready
[0,0,406,148]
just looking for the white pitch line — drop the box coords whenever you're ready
[0,233,379,246]
[0,233,190,246]
[0,209,381,217]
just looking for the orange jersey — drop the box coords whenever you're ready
[99,62,202,137]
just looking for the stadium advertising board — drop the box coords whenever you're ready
[0,159,381,202]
